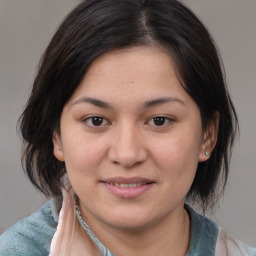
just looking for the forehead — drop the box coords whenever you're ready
[70,46,185,101]
[87,46,175,76]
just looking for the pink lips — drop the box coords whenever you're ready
[102,177,155,198]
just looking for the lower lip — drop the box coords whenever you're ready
[103,183,154,198]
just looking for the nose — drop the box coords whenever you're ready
[107,124,148,168]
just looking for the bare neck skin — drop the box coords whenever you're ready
[76,205,190,256]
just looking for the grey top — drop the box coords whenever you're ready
[0,200,255,255]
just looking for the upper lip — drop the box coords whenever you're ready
[102,176,155,184]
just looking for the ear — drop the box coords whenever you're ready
[52,131,65,162]
[199,112,219,162]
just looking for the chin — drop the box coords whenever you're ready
[109,220,151,231]
[101,210,156,231]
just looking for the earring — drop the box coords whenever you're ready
[205,151,209,156]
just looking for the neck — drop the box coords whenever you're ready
[79,205,190,256]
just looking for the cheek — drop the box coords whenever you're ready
[150,132,201,176]
[63,140,106,197]
[62,134,107,176]
[152,137,200,202]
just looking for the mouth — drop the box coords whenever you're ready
[101,177,155,198]
[105,182,149,188]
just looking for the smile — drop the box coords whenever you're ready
[107,183,148,188]
[102,178,155,198]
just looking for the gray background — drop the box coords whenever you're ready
[0,0,255,247]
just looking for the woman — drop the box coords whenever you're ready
[0,0,255,255]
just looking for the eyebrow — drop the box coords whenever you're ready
[71,97,113,109]
[143,97,186,108]
[71,96,186,109]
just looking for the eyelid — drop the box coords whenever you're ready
[146,115,175,127]
[82,115,111,127]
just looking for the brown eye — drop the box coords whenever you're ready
[91,117,104,126]
[84,116,109,127]
[153,117,167,126]
[147,116,173,127]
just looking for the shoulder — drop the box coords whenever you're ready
[186,205,220,255]
[216,229,256,256]
[186,205,256,256]
[0,200,57,256]
[243,243,256,256]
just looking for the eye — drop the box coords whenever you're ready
[147,116,173,127]
[83,116,109,127]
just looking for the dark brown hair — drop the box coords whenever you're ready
[19,0,238,211]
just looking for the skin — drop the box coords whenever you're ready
[53,46,218,255]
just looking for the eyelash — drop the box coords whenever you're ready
[82,116,110,127]
[82,115,174,128]
[146,116,174,127]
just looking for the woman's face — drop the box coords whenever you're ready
[53,46,213,231]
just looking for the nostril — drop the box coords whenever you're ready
[107,139,148,168]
